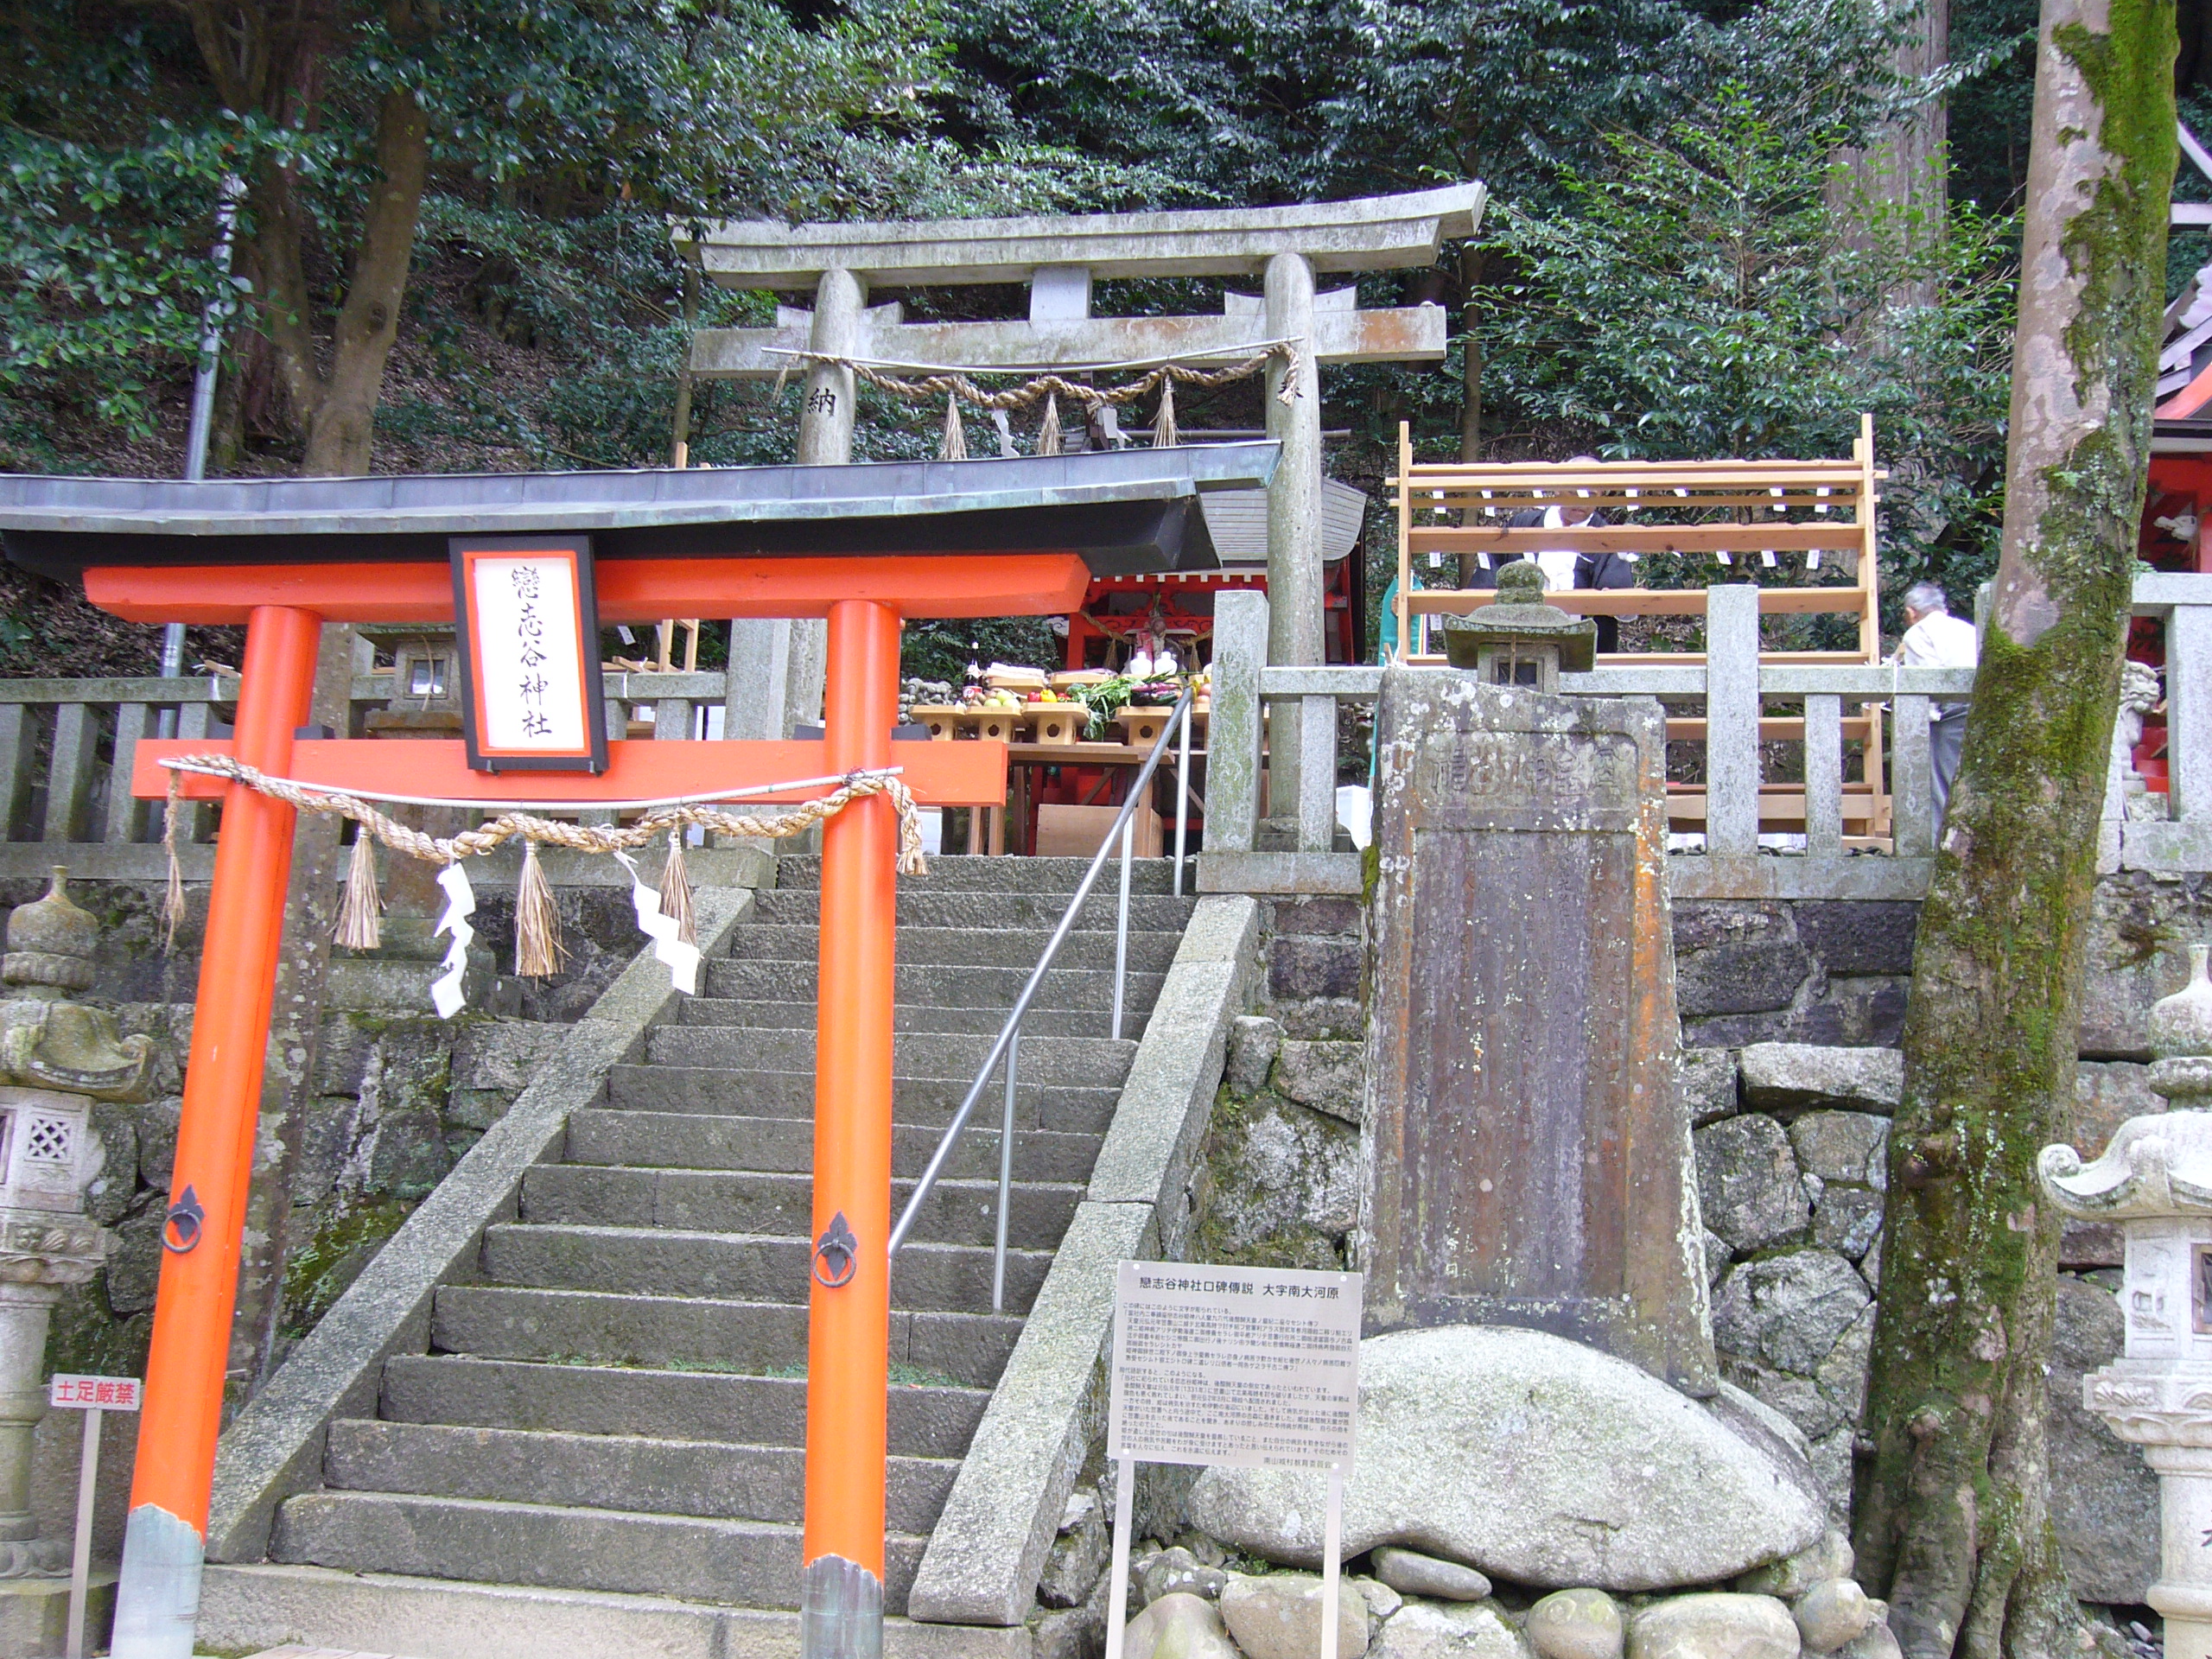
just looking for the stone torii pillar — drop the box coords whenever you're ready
[679,184,1487,793]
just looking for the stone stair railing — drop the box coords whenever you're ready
[1202,573,2212,901]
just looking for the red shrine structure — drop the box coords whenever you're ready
[0,442,1273,1659]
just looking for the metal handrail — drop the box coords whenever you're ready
[887,685,1197,1308]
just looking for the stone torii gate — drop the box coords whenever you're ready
[677,184,1484,765]
[0,444,1271,1659]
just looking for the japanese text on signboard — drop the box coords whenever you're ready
[467,553,589,755]
[48,1374,140,1411]
[1108,1262,1360,1472]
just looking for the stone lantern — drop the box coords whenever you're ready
[0,869,155,1583]
[1439,561,1597,693]
[2040,940,2212,1659]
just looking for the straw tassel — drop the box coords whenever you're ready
[159,766,186,953]
[658,830,698,946]
[334,830,385,950]
[938,393,967,461]
[1152,378,1178,448]
[1036,393,1062,456]
[513,839,567,976]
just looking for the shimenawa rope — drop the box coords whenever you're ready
[156,754,927,965]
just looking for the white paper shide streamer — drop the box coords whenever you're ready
[613,852,702,996]
[430,863,478,1020]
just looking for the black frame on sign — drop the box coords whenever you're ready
[449,533,610,773]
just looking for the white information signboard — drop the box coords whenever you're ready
[1103,1262,1362,1659]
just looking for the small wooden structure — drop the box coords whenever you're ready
[1392,417,1894,842]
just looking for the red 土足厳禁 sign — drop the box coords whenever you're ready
[48,1374,141,1411]
[451,535,608,773]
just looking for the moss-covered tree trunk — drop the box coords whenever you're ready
[1853,4,2176,1656]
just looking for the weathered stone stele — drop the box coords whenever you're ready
[1360,666,1715,1390]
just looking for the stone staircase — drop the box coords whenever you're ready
[257,855,1196,1625]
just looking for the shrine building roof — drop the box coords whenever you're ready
[0,443,1276,583]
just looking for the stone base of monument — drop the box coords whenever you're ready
[0,1569,113,1656]
[1166,1326,1901,1659]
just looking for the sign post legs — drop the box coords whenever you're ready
[111,604,322,1659]
[1103,1453,1136,1659]
[66,1405,100,1659]
[802,596,900,1659]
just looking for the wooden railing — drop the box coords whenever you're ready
[0,666,730,881]
[1204,575,2212,901]
[1391,417,1885,667]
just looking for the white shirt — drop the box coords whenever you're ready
[1898,610,1979,671]
[1534,506,1580,592]
[1897,609,1978,716]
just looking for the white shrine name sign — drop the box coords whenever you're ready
[451,536,608,773]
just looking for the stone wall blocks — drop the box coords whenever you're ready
[1269,936,1363,1002]
[1219,1573,1369,1659]
[1789,903,1920,978]
[1737,1046,1902,1115]
[1711,1251,1871,1378]
[1374,1599,1529,1659]
[1273,1039,1364,1124]
[2074,1061,2163,1159]
[1695,1116,1809,1255]
[1789,1579,1877,1655]
[1228,1016,1283,1095]
[1681,1049,1740,1127]
[1626,1593,1800,1659]
[1676,943,1819,1020]
[1124,1591,1239,1659]
[1527,1588,1624,1659]
[1735,1529,1853,1600]
[1785,1115,1888,1188]
[1809,1191,1882,1262]
[2048,1274,2158,1604]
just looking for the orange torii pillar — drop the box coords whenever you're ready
[85,554,1086,1659]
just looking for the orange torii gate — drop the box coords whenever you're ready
[0,445,1272,1659]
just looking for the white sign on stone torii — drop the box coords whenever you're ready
[674,185,1485,760]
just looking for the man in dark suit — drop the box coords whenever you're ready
[1459,459,1635,652]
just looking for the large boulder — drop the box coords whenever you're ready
[1187,1325,1825,1592]
[1218,1573,1370,1659]
[1629,1594,1800,1659]
[1125,1592,1239,1659]
[1376,1601,1530,1659]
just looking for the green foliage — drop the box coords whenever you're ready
[1479,84,2017,623]
[901,617,1062,683]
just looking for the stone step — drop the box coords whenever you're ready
[377,1357,987,1458]
[322,1420,958,1534]
[676,998,1143,1039]
[645,1025,1138,1085]
[748,887,1197,931]
[602,1065,1122,1135]
[195,1563,1030,1659]
[702,957,1167,1011]
[431,1286,1020,1388]
[721,925,1184,972]
[564,1109,1104,1184]
[776,854,1189,894]
[270,1489,927,1613]
[478,1224,1052,1315]
[520,1166,1084,1251]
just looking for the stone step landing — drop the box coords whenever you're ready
[200,1565,1027,1659]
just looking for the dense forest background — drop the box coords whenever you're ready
[3,0,2209,674]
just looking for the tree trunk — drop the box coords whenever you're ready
[299,86,429,475]
[1852,5,2176,1658]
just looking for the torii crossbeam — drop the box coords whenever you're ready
[0,443,1274,1659]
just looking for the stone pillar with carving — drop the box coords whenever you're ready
[0,868,155,1577]
[2041,941,2212,1659]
